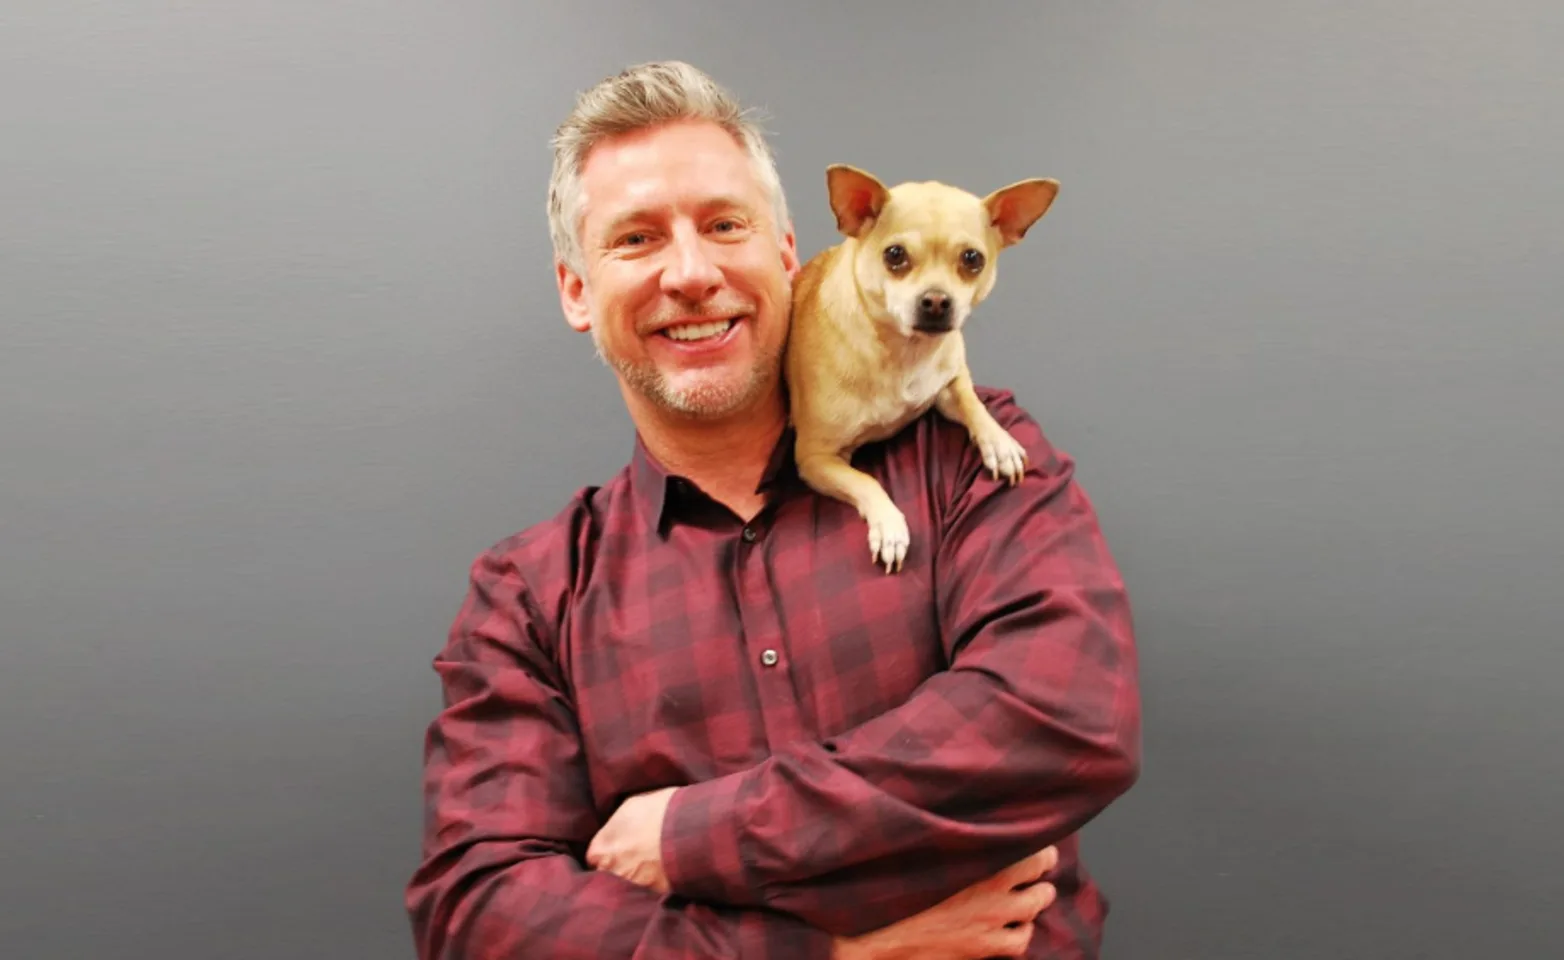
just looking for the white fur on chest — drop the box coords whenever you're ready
[895,353,955,407]
[841,339,962,448]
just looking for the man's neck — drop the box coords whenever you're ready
[630,392,787,522]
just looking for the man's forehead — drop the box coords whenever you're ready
[578,129,767,227]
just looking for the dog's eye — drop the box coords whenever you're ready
[883,245,909,271]
[960,249,985,273]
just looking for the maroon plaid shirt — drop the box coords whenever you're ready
[406,386,1142,959]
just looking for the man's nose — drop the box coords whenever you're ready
[661,228,723,300]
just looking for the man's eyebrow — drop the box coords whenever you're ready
[698,194,757,214]
[596,206,661,241]
[594,195,762,245]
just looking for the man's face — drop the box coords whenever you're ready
[556,120,800,421]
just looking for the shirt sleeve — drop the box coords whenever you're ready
[659,389,1143,937]
[405,547,836,960]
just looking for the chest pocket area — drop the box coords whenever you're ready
[570,620,765,810]
[785,557,945,740]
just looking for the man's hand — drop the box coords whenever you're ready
[831,846,1061,960]
[586,786,677,894]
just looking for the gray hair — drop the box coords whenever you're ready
[547,60,790,275]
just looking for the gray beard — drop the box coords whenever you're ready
[593,330,782,420]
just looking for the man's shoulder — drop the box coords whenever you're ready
[457,465,634,634]
[899,382,1074,487]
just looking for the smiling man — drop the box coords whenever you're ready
[405,61,1143,960]
[555,110,796,520]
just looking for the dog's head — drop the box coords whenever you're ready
[825,164,1058,339]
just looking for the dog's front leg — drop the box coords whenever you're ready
[795,443,910,573]
[935,370,1029,486]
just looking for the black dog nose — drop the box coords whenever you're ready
[919,291,950,317]
[914,289,955,333]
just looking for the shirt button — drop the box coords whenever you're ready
[741,525,758,542]
[760,649,779,667]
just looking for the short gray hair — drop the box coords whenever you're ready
[547,60,790,274]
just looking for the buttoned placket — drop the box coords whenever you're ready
[731,515,807,750]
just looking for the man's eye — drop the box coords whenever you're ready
[620,232,648,246]
[713,219,738,232]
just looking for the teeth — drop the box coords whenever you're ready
[664,319,733,341]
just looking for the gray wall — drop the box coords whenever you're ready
[5,2,1560,957]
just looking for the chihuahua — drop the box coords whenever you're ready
[784,164,1059,572]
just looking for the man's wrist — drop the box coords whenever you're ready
[830,936,863,960]
[659,772,756,904]
[831,930,909,960]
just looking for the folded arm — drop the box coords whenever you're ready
[659,391,1143,936]
[404,549,834,960]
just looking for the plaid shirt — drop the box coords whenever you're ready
[406,386,1142,959]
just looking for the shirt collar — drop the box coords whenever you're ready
[629,426,798,536]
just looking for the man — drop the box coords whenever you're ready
[405,61,1142,959]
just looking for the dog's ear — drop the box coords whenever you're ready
[982,178,1060,247]
[826,164,888,238]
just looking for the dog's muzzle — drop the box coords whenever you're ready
[913,288,955,333]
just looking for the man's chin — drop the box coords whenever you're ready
[647,371,776,420]
[603,346,781,421]
[658,382,760,419]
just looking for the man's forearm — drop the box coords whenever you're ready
[659,658,1137,936]
[407,838,834,960]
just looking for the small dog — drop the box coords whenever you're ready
[784,164,1059,572]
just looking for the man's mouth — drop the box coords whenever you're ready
[660,317,738,342]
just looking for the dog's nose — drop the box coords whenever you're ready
[914,289,956,333]
[919,291,951,317]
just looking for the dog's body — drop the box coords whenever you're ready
[784,165,1060,572]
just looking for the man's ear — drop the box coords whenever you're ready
[826,164,888,238]
[556,259,592,333]
[982,178,1060,247]
[779,222,801,279]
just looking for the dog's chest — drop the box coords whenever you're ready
[848,353,956,445]
[893,359,951,408]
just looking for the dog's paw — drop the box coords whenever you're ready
[864,502,910,573]
[975,425,1029,486]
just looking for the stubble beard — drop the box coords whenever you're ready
[593,276,792,420]
[593,326,782,420]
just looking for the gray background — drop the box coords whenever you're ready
[4,2,1561,957]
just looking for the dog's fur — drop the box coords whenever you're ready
[784,164,1059,572]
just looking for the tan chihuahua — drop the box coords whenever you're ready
[784,164,1059,572]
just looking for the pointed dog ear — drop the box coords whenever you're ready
[826,164,889,238]
[983,178,1060,247]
